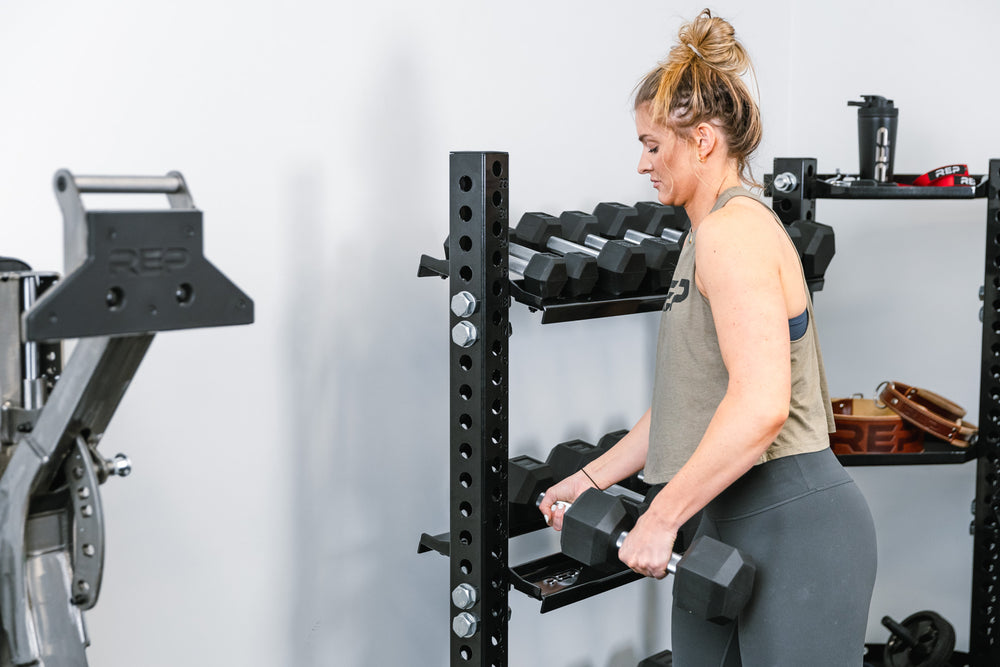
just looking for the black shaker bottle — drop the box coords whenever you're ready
[848,95,898,182]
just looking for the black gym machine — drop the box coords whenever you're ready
[0,171,252,666]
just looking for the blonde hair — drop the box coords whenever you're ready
[634,9,762,185]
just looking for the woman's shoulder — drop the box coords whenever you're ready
[697,194,779,251]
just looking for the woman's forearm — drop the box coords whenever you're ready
[582,408,652,490]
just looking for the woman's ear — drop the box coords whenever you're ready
[694,122,718,158]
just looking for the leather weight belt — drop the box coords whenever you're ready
[877,381,978,447]
[830,397,924,455]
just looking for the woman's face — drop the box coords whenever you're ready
[635,104,698,207]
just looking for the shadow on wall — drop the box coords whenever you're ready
[284,49,451,666]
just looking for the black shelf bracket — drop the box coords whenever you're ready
[509,552,642,613]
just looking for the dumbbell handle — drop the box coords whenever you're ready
[510,241,538,261]
[538,492,572,524]
[614,531,683,573]
[546,236,598,259]
[509,254,529,276]
[584,234,609,251]
[624,228,683,245]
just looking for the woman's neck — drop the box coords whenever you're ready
[684,170,742,229]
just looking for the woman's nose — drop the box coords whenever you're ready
[638,152,650,174]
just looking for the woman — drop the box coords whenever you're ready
[539,9,877,665]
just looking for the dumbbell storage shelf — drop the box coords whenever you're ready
[768,157,1000,666]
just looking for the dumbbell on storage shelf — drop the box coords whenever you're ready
[593,201,690,238]
[561,487,755,624]
[590,201,689,246]
[509,434,647,513]
[786,219,835,282]
[509,240,598,299]
[634,201,691,234]
[514,212,646,296]
[509,438,612,510]
[506,246,568,299]
[508,440,602,536]
[546,433,648,494]
[560,216,680,293]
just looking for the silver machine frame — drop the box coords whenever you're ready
[0,171,253,666]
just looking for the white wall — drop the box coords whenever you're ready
[0,1,998,665]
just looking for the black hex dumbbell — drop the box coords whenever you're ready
[559,210,603,244]
[509,439,606,510]
[546,434,647,493]
[514,212,646,296]
[632,201,691,235]
[592,201,690,239]
[563,222,681,293]
[592,201,689,247]
[787,220,835,282]
[592,202,641,237]
[561,488,755,624]
[510,240,598,298]
[509,433,647,511]
[507,247,568,299]
[508,440,606,535]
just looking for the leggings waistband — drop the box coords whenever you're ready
[707,447,852,522]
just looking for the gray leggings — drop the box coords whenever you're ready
[671,448,877,667]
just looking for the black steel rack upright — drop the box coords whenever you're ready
[444,152,511,666]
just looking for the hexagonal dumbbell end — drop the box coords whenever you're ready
[593,241,646,295]
[597,429,629,451]
[545,439,602,481]
[560,488,632,571]
[514,212,561,248]
[673,535,756,624]
[787,220,835,280]
[560,211,602,244]
[635,201,691,235]
[559,253,599,297]
[509,251,568,299]
[508,455,554,507]
[592,202,639,238]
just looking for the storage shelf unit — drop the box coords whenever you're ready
[418,152,999,666]
[769,157,998,666]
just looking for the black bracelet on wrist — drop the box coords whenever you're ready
[580,467,601,490]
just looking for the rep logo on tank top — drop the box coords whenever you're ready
[663,278,690,311]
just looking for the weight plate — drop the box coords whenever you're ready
[884,610,955,667]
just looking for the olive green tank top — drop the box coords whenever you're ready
[644,187,835,484]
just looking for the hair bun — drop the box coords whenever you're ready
[633,8,762,186]
[678,9,749,75]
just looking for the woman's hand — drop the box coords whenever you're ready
[538,472,596,531]
[618,511,678,579]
